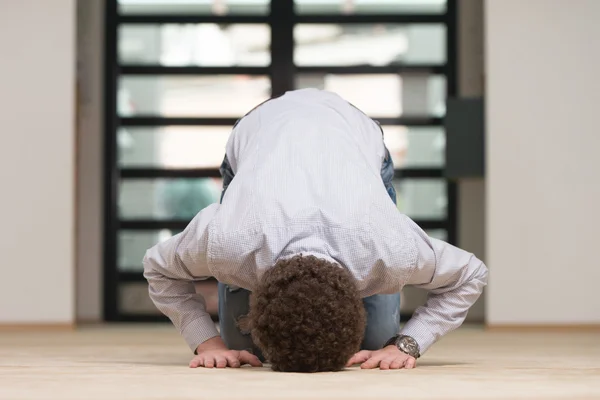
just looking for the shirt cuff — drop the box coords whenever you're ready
[399,317,437,355]
[181,314,220,353]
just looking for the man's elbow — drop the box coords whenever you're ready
[474,258,489,287]
[142,248,161,281]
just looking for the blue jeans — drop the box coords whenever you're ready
[217,138,400,358]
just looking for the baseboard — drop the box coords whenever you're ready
[0,323,75,332]
[486,324,600,332]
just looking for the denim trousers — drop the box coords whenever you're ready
[217,146,401,359]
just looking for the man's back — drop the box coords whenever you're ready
[218,89,386,228]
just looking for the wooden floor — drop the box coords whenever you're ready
[1,325,599,400]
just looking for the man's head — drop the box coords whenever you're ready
[245,255,366,372]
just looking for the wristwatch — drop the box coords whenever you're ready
[384,335,421,359]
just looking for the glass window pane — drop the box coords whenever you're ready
[118,0,269,15]
[295,24,446,66]
[118,75,270,117]
[383,126,445,168]
[394,179,446,219]
[119,178,223,220]
[296,74,445,117]
[119,230,179,270]
[119,24,270,66]
[295,0,446,14]
[119,127,230,169]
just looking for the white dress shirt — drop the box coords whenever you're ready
[143,88,488,354]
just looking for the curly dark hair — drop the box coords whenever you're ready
[244,255,366,372]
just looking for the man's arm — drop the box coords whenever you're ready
[400,220,489,354]
[143,203,220,352]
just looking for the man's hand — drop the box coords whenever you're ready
[189,336,263,369]
[346,345,416,370]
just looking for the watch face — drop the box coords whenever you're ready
[399,337,419,357]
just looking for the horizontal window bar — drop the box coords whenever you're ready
[120,117,239,126]
[120,220,193,230]
[120,116,443,127]
[397,169,444,178]
[120,66,270,75]
[296,14,447,24]
[297,65,446,75]
[119,65,446,76]
[120,168,221,179]
[119,219,446,231]
[118,15,268,24]
[117,14,447,25]
[376,117,444,126]
[114,314,171,322]
[119,168,443,179]
[119,271,148,283]
[119,271,217,283]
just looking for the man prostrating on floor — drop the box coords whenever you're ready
[143,89,488,373]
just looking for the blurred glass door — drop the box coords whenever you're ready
[105,0,456,321]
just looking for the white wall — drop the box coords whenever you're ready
[0,0,76,324]
[485,0,600,324]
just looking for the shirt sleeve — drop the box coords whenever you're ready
[143,203,220,352]
[400,220,489,354]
